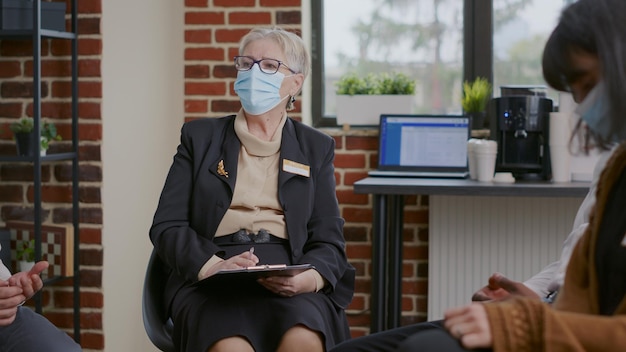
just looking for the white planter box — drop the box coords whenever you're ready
[336,94,414,126]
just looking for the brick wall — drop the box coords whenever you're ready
[0,1,431,349]
[329,129,430,337]
[183,0,431,338]
[0,0,104,350]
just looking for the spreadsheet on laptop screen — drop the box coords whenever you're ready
[379,115,469,170]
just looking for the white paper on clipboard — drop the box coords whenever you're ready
[193,263,315,287]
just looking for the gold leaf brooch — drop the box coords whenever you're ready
[217,160,229,178]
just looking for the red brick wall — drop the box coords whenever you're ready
[330,130,430,336]
[0,0,104,350]
[184,0,303,122]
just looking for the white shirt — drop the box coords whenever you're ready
[0,244,12,280]
[523,146,616,297]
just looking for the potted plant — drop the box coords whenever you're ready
[462,77,492,130]
[9,117,35,156]
[335,72,416,126]
[16,239,35,272]
[9,117,62,156]
[40,120,62,155]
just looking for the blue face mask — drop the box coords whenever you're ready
[234,65,288,115]
[575,82,613,140]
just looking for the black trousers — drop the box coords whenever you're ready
[330,319,493,352]
[330,320,444,352]
[0,307,81,352]
[397,329,492,352]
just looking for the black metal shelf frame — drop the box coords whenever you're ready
[0,0,80,343]
[0,29,76,39]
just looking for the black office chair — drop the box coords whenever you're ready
[142,248,176,352]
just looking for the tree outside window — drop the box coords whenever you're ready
[315,0,571,126]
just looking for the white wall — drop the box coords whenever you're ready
[101,1,183,350]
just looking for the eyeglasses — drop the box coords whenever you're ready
[234,56,296,74]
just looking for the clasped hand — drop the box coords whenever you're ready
[0,261,49,326]
[444,303,492,349]
[471,272,540,302]
[444,271,543,349]
[257,269,317,297]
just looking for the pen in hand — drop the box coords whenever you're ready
[246,247,259,267]
[249,247,255,259]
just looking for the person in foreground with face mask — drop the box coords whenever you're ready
[149,26,355,352]
[389,0,626,351]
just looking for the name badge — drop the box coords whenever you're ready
[283,159,310,177]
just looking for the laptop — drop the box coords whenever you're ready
[368,114,470,178]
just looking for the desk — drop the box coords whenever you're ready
[353,177,590,333]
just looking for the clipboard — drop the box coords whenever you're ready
[193,263,315,287]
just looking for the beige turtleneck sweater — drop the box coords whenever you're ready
[214,111,287,238]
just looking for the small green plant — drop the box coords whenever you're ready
[10,117,62,151]
[17,239,35,262]
[9,117,34,134]
[377,73,416,95]
[462,77,492,113]
[40,121,62,150]
[336,72,415,95]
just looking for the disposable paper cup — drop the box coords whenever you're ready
[475,140,497,153]
[550,145,571,182]
[558,92,577,113]
[549,112,571,146]
[476,151,497,182]
[467,139,479,180]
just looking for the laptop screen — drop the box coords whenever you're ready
[378,114,470,172]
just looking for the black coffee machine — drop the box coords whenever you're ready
[488,89,553,180]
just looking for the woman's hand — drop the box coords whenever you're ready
[8,261,48,300]
[0,280,25,327]
[472,272,539,302]
[257,269,318,297]
[202,250,259,279]
[443,303,493,349]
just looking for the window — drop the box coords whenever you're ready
[492,0,573,101]
[311,0,570,127]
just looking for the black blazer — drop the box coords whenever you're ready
[150,115,355,311]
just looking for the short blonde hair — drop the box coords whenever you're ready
[238,27,310,78]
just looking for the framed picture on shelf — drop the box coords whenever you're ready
[5,221,74,278]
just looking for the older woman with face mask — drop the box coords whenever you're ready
[149,27,355,352]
